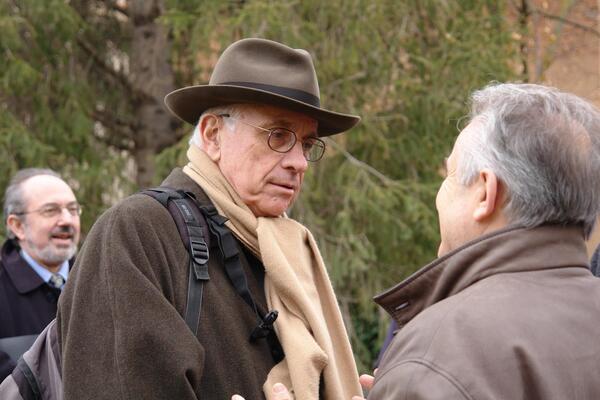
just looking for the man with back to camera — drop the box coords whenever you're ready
[365,83,600,399]
[57,38,363,400]
[258,83,600,400]
[0,168,81,381]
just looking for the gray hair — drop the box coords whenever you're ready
[4,168,62,239]
[189,104,246,148]
[458,83,600,237]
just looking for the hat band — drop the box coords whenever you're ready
[221,81,321,108]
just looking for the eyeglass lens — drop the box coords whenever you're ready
[267,129,324,161]
[38,203,82,218]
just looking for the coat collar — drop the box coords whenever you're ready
[161,167,213,205]
[374,225,590,328]
[1,239,46,294]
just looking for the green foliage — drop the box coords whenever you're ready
[0,0,132,238]
[3,0,519,371]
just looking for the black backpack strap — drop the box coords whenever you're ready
[141,187,280,354]
[141,187,210,335]
[12,357,42,400]
[200,205,257,314]
[200,206,280,349]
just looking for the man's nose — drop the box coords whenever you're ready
[281,142,308,173]
[56,207,78,223]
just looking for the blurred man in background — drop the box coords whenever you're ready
[0,168,80,381]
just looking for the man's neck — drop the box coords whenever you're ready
[20,247,62,273]
[41,263,61,274]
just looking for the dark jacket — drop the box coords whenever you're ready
[591,244,600,277]
[57,169,280,400]
[370,225,600,400]
[0,240,63,380]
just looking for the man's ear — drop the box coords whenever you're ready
[198,114,222,162]
[6,214,25,241]
[473,169,501,221]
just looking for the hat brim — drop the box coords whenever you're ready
[164,84,360,137]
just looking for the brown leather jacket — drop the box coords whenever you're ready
[370,225,600,400]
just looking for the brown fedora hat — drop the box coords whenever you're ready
[164,38,360,137]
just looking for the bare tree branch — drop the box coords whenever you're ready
[76,37,153,103]
[93,108,137,132]
[518,0,531,81]
[90,109,136,151]
[534,9,600,38]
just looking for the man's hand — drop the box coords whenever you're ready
[359,373,375,390]
[351,371,376,400]
[232,382,291,400]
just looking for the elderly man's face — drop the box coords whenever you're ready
[216,105,318,217]
[10,175,81,269]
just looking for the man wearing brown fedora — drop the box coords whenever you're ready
[57,38,363,400]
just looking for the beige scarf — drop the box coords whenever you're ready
[183,145,361,400]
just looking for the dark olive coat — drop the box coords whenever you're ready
[57,169,279,400]
[371,225,600,400]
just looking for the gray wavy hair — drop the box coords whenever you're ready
[3,168,62,239]
[458,83,600,238]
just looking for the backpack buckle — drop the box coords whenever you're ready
[190,238,209,265]
[190,238,210,281]
[249,310,278,342]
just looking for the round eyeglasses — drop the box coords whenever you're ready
[218,114,326,162]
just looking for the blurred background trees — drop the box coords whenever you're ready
[1,0,597,370]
